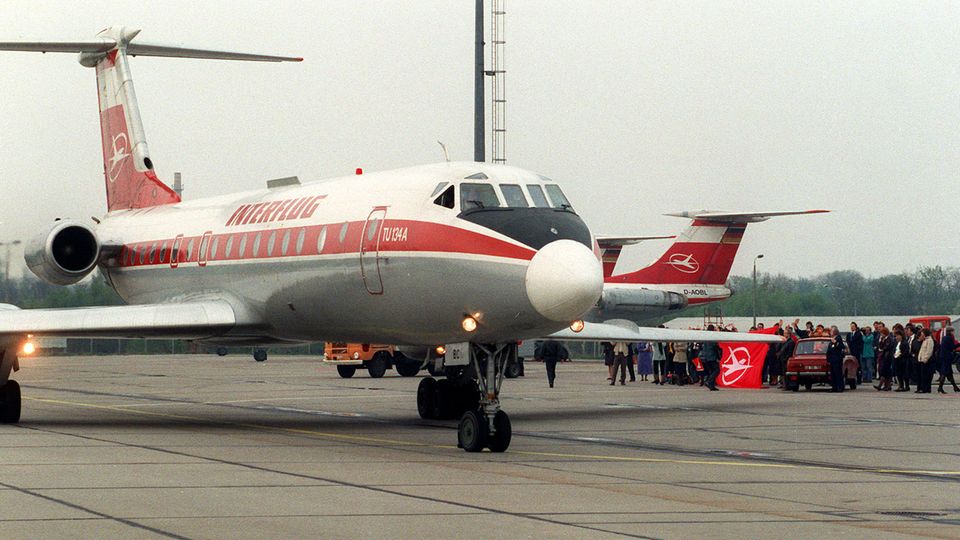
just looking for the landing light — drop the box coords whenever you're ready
[569,319,585,333]
[21,341,36,355]
[461,316,478,333]
[435,345,446,355]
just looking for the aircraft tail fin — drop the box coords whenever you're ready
[607,210,828,285]
[596,235,674,278]
[0,27,301,212]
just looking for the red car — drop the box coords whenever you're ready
[784,337,858,391]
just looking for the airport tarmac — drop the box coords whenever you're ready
[1,354,958,539]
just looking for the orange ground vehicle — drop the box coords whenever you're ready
[322,343,421,378]
[908,316,953,340]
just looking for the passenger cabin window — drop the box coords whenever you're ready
[500,184,529,208]
[526,185,550,208]
[460,183,501,209]
[545,184,573,211]
[434,185,454,209]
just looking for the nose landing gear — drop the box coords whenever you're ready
[416,342,516,452]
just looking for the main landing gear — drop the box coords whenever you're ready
[416,343,515,452]
[0,349,21,424]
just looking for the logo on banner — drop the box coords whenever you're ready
[721,346,753,386]
[666,253,700,274]
[107,133,130,183]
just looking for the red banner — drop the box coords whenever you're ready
[718,326,780,388]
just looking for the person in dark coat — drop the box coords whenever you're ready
[896,325,913,391]
[775,326,796,388]
[699,325,721,391]
[827,326,847,392]
[538,340,568,388]
[602,342,615,382]
[792,319,814,339]
[847,322,864,382]
[936,327,960,393]
[912,324,924,386]
[874,327,895,391]
[908,325,923,391]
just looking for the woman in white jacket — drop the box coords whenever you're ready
[917,328,935,393]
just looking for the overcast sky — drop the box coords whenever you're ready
[0,1,958,280]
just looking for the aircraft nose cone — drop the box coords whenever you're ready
[525,239,603,322]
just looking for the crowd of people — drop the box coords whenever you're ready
[534,318,960,394]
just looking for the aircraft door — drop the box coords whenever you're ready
[360,208,386,294]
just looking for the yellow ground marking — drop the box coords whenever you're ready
[22,396,960,477]
[114,394,411,407]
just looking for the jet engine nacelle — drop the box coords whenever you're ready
[24,219,100,285]
[596,287,688,317]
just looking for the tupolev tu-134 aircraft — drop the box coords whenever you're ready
[0,27,780,452]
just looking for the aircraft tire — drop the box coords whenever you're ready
[367,352,388,378]
[435,379,459,419]
[253,348,268,362]
[394,355,420,377]
[457,409,487,452]
[0,380,21,424]
[215,347,228,357]
[504,359,521,379]
[487,410,511,452]
[336,365,357,379]
[417,377,438,419]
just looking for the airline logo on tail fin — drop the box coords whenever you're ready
[607,210,828,286]
[666,253,700,274]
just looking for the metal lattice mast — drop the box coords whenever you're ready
[490,0,506,163]
[474,0,485,162]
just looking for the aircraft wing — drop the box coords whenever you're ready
[0,301,236,339]
[548,320,783,344]
[663,210,829,224]
[596,235,675,248]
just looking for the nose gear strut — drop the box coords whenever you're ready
[415,342,515,452]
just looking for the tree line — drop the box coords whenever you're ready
[666,266,960,321]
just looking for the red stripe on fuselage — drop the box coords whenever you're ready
[110,219,536,269]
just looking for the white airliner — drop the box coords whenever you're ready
[0,27,780,452]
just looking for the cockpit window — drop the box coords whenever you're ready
[464,172,489,180]
[545,184,573,210]
[431,182,449,197]
[499,184,529,208]
[460,183,501,209]
[434,185,455,209]
[526,184,550,208]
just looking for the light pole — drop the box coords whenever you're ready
[752,254,764,328]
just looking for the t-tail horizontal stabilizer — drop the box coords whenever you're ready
[0,27,303,63]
